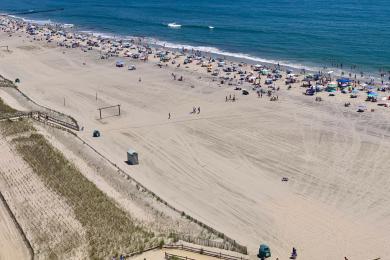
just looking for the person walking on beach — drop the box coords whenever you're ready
[197,107,200,114]
[168,112,171,119]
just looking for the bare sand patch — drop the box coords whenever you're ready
[0,197,31,260]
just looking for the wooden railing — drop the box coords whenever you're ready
[163,244,248,260]
[165,252,195,260]
[176,235,247,255]
[0,111,79,132]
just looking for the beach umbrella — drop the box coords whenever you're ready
[367,91,378,97]
[337,78,351,83]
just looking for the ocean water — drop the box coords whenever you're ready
[0,0,389,75]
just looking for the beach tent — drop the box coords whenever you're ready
[305,88,315,96]
[258,244,271,259]
[254,64,262,71]
[326,82,337,92]
[127,148,139,165]
[315,85,324,92]
[337,78,351,88]
[350,89,359,98]
[260,69,269,75]
[116,60,125,67]
[122,42,131,48]
[93,130,100,137]
[357,105,367,112]
[265,78,273,85]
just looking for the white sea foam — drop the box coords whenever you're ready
[9,15,53,25]
[167,23,181,28]
[62,23,74,28]
[7,15,74,29]
[148,38,321,71]
[79,30,117,39]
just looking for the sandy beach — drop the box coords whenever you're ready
[1,17,390,259]
[0,197,31,260]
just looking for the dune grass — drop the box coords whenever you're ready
[0,119,35,137]
[1,119,158,259]
[0,98,32,136]
[0,97,16,114]
[0,75,15,88]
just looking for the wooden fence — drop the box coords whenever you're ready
[163,244,248,260]
[0,111,79,132]
[175,235,247,255]
[165,252,195,260]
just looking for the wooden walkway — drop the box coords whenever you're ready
[163,245,247,260]
[0,111,79,131]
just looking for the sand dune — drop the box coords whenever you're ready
[1,31,390,259]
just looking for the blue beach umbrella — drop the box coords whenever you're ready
[367,91,378,97]
[337,78,351,84]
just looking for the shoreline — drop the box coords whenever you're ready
[1,13,387,82]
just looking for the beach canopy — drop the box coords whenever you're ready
[337,78,351,83]
[367,91,378,97]
[260,69,269,75]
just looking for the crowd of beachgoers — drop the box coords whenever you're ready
[1,15,390,115]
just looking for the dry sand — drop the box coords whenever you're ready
[1,31,390,259]
[0,197,31,260]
